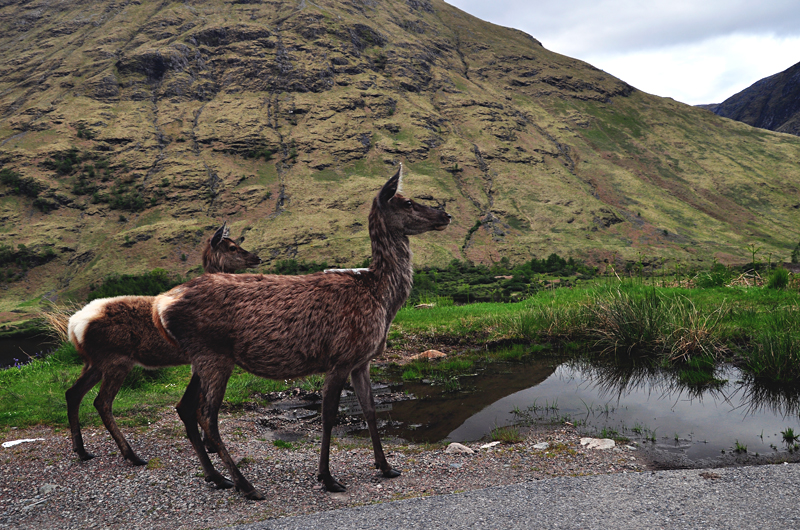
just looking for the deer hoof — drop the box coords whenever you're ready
[382,468,401,478]
[128,456,148,466]
[77,451,96,462]
[244,489,266,501]
[318,474,346,492]
[325,481,346,493]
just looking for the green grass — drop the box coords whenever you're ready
[490,425,524,444]
[0,343,190,429]
[272,440,295,450]
[393,278,800,385]
[6,275,800,430]
[781,427,799,445]
[0,342,291,430]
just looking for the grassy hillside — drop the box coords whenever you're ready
[2,0,800,324]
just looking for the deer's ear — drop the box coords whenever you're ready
[211,222,227,248]
[379,165,402,205]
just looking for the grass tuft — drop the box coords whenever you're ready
[490,425,524,444]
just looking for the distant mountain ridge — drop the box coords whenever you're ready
[705,61,800,136]
[2,0,800,325]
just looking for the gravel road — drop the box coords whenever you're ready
[231,463,800,530]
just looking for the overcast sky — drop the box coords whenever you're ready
[446,0,800,105]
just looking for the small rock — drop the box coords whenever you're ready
[445,442,475,454]
[580,437,615,450]
[411,349,446,360]
[532,442,550,450]
[38,484,58,495]
[480,441,501,450]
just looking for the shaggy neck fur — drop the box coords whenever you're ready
[367,196,413,320]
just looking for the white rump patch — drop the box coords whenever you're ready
[323,268,369,275]
[67,296,132,348]
[153,294,179,342]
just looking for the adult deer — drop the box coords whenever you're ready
[65,223,261,465]
[154,166,451,498]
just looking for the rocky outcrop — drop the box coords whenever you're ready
[706,60,800,136]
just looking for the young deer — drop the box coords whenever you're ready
[153,167,451,499]
[65,223,261,466]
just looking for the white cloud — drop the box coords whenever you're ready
[586,34,800,104]
[445,0,800,104]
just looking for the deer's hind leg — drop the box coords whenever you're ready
[176,373,235,491]
[200,367,265,499]
[93,365,147,465]
[351,362,400,479]
[66,364,102,461]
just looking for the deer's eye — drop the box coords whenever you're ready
[404,200,413,208]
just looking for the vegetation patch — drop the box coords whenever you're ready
[0,244,57,283]
[87,268,183,301]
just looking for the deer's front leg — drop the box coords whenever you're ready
[351,362,400,478]
[318,367,350,492]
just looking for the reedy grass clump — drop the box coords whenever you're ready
[490,425,524,444]
[767,267,790,290]
[582,284,728,362]
[736,305,800,384]
[782,427,799,445]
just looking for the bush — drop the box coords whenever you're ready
[0,168,43,198]
[767,267,789,290]
[695,263,732,288]
[42,148,81,176]
[87,268,183,301]
[0,244,57,282]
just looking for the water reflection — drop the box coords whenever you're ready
[0,335,56,368]
[369,357,800,463]
[730,373,800,420]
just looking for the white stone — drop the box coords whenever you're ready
[480,441,502,450]
[38,484,58,495]
[2,438,45,448]
[580,437,615,450]
[533,442,550,450]
[445,442,475,454]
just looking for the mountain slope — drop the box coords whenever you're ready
[706,60,800,136]
[2,0,800,322]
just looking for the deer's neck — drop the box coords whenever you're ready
[368,211,413,318]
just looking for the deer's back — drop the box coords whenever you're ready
[157,272,389,378]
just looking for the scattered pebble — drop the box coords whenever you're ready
[0,407,650,528]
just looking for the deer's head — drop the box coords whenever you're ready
[375,165,451,236]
